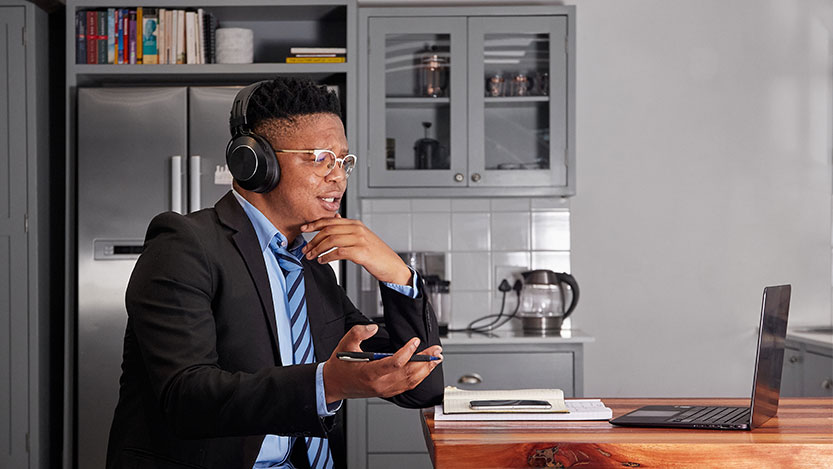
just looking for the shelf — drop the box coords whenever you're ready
[385,97,450,104]
[484,96,549,103]
[70,0,348,8]
[71,63,350,75]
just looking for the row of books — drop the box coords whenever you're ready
[75,8,217,64]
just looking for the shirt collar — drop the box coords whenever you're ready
[231,189,306,255]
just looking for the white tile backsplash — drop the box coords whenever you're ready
[450,291,492,329]
[531,251,571,273]
[451,198,491,212]
[450,252,492,290]
[491,251,531,269]
[365,212,412,251]
[361,197,571,325]
[412,212,451,251]
[412,198,452,212]
[452,212,491,251]
[492,251,531,289]
[491,212,530,251]
[490,198,530,212]
[369,199,411,213]
[531,211,571,251]
[531,197,570,211]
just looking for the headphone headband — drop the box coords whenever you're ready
[229,80,268,135]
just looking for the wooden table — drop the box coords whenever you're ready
[421,398,833,468]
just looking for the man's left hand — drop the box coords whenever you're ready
[301,216,412,286]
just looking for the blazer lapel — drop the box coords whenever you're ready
[215,191,280,355]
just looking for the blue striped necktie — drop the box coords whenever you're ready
[269,237,333,469]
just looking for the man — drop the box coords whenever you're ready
[106,77,444,469]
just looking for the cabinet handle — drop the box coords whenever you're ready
[789,355,801,364]
[189,155,201,213]
[454,173,464,182]
[458,373,482,385]
[170,156,183,214]
[822,378,833,390]
[471,173,481,183]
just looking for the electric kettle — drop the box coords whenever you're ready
[517,270,579,335]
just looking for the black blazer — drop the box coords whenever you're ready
[106,192,443,469]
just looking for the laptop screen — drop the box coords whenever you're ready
[749,285,791,428]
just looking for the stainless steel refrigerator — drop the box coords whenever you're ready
[77,86,240,469]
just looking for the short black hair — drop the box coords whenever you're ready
[247,77,341,131]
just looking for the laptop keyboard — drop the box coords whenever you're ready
[666,406,750,425]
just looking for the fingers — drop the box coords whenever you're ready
[417,345,443,360]
[301,220,369,262]
[301,217,357,233]
[389,337,420,368]
[303,232,358,261]
[335,324,379,353]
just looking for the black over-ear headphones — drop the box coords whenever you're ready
[226,81,281,193]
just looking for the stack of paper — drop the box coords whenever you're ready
[443,386,569,414]
[437,386,612,422]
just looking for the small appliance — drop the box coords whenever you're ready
[517,269,579,335]
[418,45,448,97]
[413,122,448,169]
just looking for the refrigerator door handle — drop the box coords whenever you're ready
[189,155,201,213]
[171,155,183,214]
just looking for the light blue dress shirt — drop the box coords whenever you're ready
[230,191,418,468]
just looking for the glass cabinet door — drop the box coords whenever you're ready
[367,17,468,187]
[467,16,568,187]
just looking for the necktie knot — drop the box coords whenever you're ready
[269,236,303,273]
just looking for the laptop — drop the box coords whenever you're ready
[610,284,791,430]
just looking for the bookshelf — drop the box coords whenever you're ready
[63,1,359,468]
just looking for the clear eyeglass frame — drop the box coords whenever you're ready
[274,149,357,178]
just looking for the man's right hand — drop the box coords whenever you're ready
[321,324,443,404]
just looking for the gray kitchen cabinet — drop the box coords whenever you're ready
[803,350,833,397]
[0,2,51,469]
[781,346,803,397]
[781,333,833,397]
[358,5,576,198]
[346,331,592,469]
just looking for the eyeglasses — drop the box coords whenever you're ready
[274,149,357,179]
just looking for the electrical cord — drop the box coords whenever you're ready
[447,279,523,334]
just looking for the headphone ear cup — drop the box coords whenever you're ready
[225,133,280,193]
[253,133,280,193]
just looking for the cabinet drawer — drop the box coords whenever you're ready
[367,403,427,453]
[781,347,803,397]
[804,351,833,397]
[368,453,432,469]
[443,351,575,396]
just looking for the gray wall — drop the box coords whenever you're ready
[570,0,833,397]
[359,0,833,397]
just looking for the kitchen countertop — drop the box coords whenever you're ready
[787,327,833,349]
[440,328,594,345]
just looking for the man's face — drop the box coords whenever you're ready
[262,113,349,233]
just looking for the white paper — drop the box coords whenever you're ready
[443,386,568,414]
[434,399,613,422]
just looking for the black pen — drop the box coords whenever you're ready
[337,351,440,362]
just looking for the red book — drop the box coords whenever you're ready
[122,12,129,64]
[86,10,97,64]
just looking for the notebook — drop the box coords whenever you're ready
[442,386,569,414]
[609,285,791,430]
[434,400,612,424]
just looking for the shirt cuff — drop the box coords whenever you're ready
[382,267,420,298]
[316,362,342,417]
